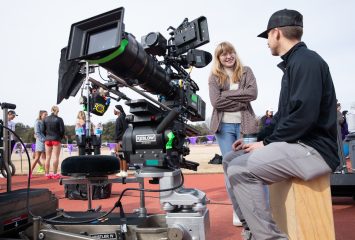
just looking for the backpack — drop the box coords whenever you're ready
[208,154,223,164]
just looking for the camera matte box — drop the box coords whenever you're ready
[66,7,125,60]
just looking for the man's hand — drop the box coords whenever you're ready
[232,139,244,151]
[242,141,264,153]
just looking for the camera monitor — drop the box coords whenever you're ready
[87,27,119,55]
[66,7,125,60]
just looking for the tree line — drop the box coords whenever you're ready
[12,121,211,144]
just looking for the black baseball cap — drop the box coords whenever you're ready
[8,110,18,116]
[114,105,124,112]
[258,9,303,38]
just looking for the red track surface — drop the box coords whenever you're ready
[1,174,354,240]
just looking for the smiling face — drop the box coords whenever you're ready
[219,51,236,69]
[41,111,48,120]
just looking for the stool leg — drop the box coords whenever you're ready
[87,184,93,211]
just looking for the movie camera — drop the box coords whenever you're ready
[60,7,212,171]
[52,7,213,239]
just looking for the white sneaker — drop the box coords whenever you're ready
[233,211,243,226]
[120,171,128,178]
[116,171,128,178]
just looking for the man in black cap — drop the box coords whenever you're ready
[223,9,339,239]
[7,110,18,154]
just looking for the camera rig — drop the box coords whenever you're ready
[53,7,213,240]
[61,7,212,171]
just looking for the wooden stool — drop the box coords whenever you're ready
[269,174,335,240]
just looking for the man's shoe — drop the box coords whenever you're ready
[37,166,45,174]
[233,211,243,226]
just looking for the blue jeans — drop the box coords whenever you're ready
[215,123,241,156]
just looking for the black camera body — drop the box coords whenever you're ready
[63,7,211,170]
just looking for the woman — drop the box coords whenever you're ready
[208,42,258,226]
[75,111,87,155]
[43,106,65,179]
[75,111,100,155]
[30,110,48,177]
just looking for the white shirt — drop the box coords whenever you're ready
[222,70,242,123]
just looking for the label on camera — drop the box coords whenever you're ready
[89,233,117,239]
[136,134,156,143]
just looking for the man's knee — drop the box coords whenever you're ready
[227,165,251,185]
[222,150,244,167]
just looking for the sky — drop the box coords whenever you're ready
[1,0,355,127]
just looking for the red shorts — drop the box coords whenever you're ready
[45,140,61,147]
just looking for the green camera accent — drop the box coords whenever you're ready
[145,159,159,166]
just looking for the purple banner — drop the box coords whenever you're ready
[108,143,116,151]
[206,135,215,142]
[188,137,198,144]
[31,143,36,153]
[67,144,73,155]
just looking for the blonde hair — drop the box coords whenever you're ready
[211,41,244,86]
[37,110,47,120]
[77,111,86,121]
[51,106,59,115]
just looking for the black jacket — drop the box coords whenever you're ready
[43,114,65,142]
[115,113,128,142]
[257,42,339,171]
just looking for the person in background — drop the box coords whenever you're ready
[336,103,350,158]
[75,111,87,155]
[223,9,339,239]
[7,110,17,154]
[30,110,48,177]
[336,103,349,140]
[208,41,258,226]
[95,122,103,137]
[259,108,274,130]
[341,110,350,157]
[43,106,65,179]
[75,111,101,155]
[114,105,128,177]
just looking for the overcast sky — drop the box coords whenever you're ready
[1,0,354,127]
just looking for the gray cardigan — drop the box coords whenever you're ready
[208,66,258,135]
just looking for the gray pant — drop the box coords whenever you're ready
[223,142,331,240]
